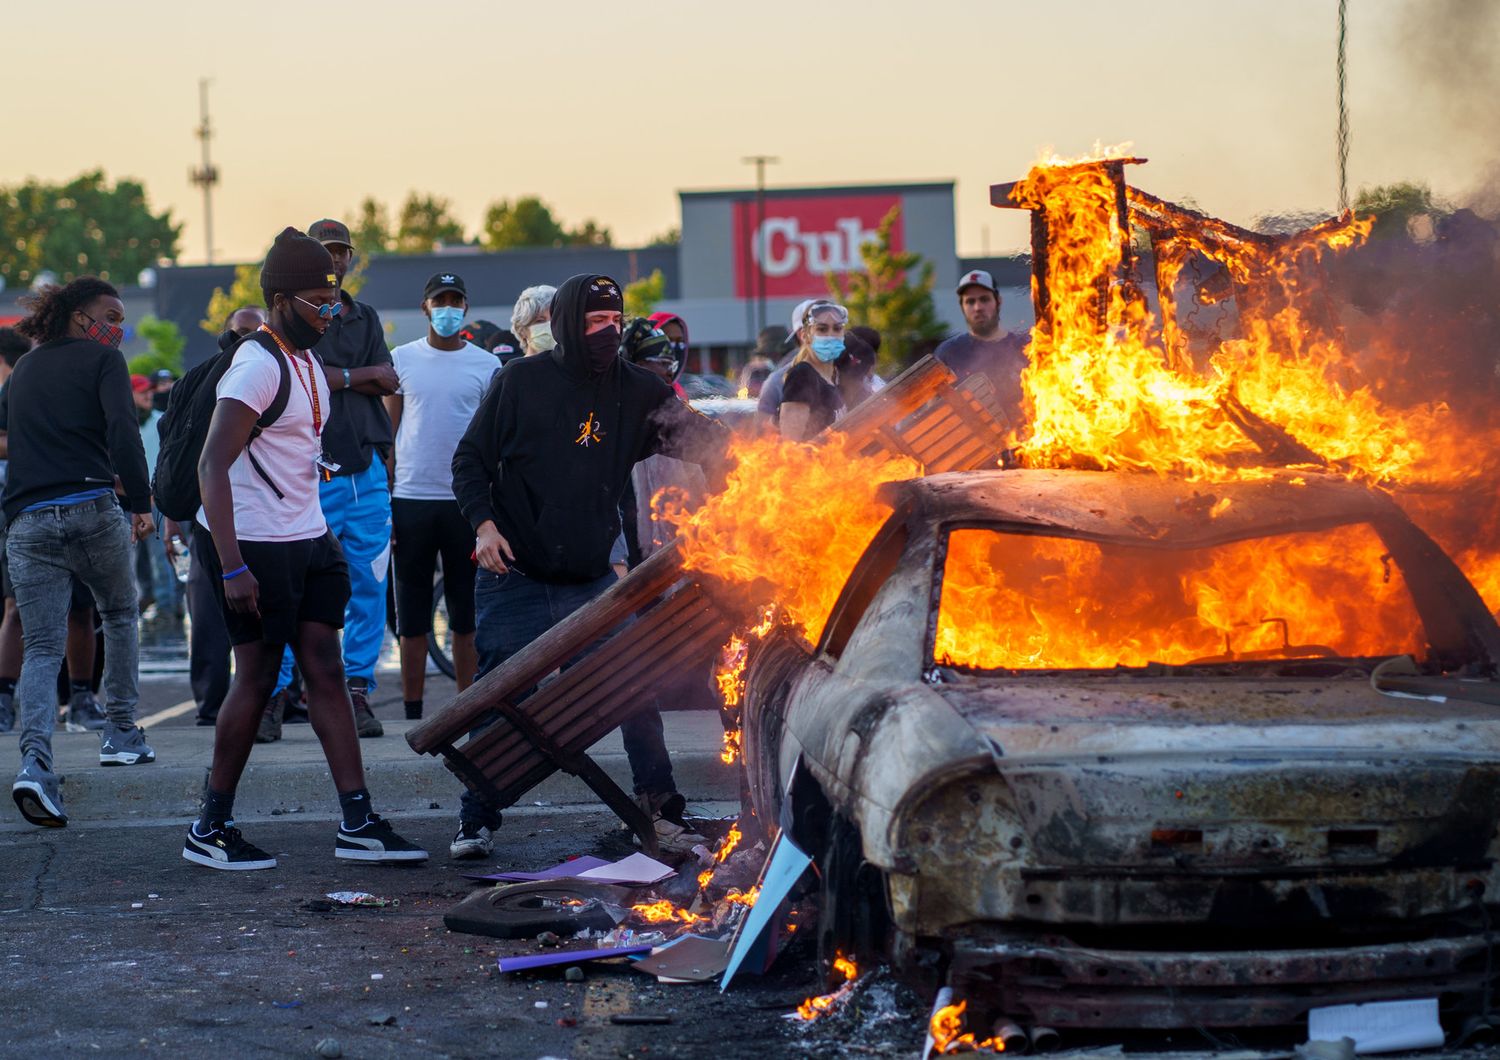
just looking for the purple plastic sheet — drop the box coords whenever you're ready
[461,856,612,884]
[497,945,653,973]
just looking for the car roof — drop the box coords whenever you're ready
[881,468,1402,549]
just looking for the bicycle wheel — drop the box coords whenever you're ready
[427,574,457,679]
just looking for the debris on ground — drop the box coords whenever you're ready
[324,891,398,908]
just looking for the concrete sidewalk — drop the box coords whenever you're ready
[0,711,737,830]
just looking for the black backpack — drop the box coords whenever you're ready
[152,329,292,522]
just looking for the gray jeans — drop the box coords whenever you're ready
[8,497,139,770]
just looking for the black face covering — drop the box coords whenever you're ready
[585,325,621,374]
[276,297,325,351]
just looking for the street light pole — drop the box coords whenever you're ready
[189,79,220,264]
[741,155,779,338]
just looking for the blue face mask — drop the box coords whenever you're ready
[430,306,465,338]
[810,337,845,363]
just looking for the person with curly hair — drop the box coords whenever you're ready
[1,277,157,828]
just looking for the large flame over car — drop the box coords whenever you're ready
[662,152,1499,673]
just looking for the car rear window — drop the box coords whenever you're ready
[933,524,1424,671]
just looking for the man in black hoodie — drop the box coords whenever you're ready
[449,273,726,859]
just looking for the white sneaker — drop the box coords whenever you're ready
[449,822,493,860]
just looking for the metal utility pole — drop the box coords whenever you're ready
[189,79,220,263]
[741,155,779,337]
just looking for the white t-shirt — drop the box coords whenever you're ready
[197,342,331,542]
[391,339,497,501]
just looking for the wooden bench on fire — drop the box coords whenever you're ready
[405,355,1013,853]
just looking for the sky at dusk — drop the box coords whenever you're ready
[1,0,1494,265]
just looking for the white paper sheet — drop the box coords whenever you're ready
[1307,998,1445,1054]
[575,852,676,885]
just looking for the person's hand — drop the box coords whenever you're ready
[475,521,515,574]
[223,566,260,615]
[162,517,188,559]
[130,512,156,543]
[356,365,399,395]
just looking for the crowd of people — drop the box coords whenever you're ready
[0,220,1028,873]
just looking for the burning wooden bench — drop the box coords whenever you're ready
[405,355,1013,850]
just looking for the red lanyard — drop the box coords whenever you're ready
[259,325,322,435]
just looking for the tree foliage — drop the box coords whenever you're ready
[394,193,466,254]
[827,205,946,372]
[351,196,393,255]
[1354,181,1450,241]
[200,262,263,337]
[481,196,613,250]
[624,269,665,318]
[128,315,186,377]
[0,170,180,288]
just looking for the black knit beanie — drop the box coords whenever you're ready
[260,227,338,294]
[584,275,623,313]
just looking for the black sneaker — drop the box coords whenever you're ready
[448,821,494,860]
[182,821,277,871]
[336,813,428,863]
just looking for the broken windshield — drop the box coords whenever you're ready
[933,523,1423,672]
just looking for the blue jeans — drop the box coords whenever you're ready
[8,498,140,771]
[275,459,391,693]
[459,566,676,827]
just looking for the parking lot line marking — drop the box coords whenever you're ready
[138,698,199,729]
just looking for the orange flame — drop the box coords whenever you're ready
[930,999,1006,1053]
[935,524,1421,671]
[723,886,759,907]
[793,952,860,1021]
[630,900,703,926]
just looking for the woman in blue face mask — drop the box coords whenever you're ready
[775,301,849,442]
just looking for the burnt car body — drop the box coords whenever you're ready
[741,468,1500,1030]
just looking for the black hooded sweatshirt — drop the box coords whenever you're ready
[451,273,726,583]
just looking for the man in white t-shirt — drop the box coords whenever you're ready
[185,227,427,872]
[384,272,495,721]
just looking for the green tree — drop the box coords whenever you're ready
[624,269,665,318]
[1353,181,1450,241]
[0,170,180,288]
[394,193,465,253]
[200,262,263,337]
[128,315,186,377]
[351,196,392,255]
[827,205,946,372]
[647,225,681,246]
[481,196,613,249]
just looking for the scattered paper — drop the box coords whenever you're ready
[634,934,734,983]
[462,856,613,884]
[720,831,811,991]
[576,853,676,886]
[1308,998,1445,1054]
[497,945,653,973]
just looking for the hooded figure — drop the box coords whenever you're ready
[451,273,724,584]
[646,312,689,382]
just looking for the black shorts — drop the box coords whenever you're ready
[198,530,350,646]
[0,543,94,610]
[391,498,477,637]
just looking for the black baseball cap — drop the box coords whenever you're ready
[307,218,353,248]
[424,272,467,300]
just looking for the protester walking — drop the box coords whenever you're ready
[385,272,493,718]
[258,218,397,740]
[2,278,156,827]
[448,274,727,859]
[184,228,424,870]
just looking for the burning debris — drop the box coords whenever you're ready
[790,953,860,1022]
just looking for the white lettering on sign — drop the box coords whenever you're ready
[753,216,879,277]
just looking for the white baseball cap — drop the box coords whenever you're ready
[790,298,816,333]
[956,269,998,295]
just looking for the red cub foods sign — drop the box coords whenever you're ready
[733,193,904,298]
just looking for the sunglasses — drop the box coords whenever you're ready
[294,294,344,319]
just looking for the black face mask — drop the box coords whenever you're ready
[276,298,325,351]
[584,325,622,374]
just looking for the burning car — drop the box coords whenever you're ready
[740,466,1500,1031]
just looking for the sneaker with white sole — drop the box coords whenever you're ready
[13,756,67,827]
[182,821,277,871]
[336,813,428,862]
[448,821,494,860]
[99,723,156,766]
[64,690,107,733]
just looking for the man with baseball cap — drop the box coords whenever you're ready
[935,269,1029,428]
[259,219,399,742]
[384,271,495,723]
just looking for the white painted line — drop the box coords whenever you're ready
[137,698,200,729]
